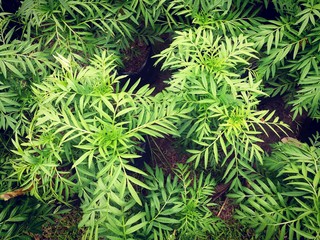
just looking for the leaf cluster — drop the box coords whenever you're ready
[0,0,184,84]
[230,135,320,239]
[250,0,320,118]
[0,0,320,239]
[137,164,224,240]
[0,197,63,240]
[7,51,191,238]
[156,26,289,190]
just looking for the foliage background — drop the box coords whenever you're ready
[0,0,319,239]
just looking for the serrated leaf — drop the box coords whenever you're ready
[156,217,180,224]
[124,164,148,176]
[5,62,24,78]
[127,175,150,190]
[126,221,148,235]
[125,212,146,226]
[127,181,142,206]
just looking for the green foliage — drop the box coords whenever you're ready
[0,40,56,80]
[139,165,183,239]
[79,163,224,239]
[230,135,320,239]
[156,27,289,190]
[17,0,132,54]
[138,164,224,240]
[0,0,181,83]
[0,0,320,239]
[289,71,320,118]
[0,82,20,132]
[0,197,61,240]
[252,0,320,118]
[4,0,180,67]
[8,51,189,238]
[169,0,233,20]
[173,164,223,239]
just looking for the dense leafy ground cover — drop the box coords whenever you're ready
[0,0,319,239]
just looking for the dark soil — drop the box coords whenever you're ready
[30,208,84,240]
[257,96,307,152]
[148,136,188,174]
[298,117,320,143]
[1,0,21,13]
[121,40,151,74]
